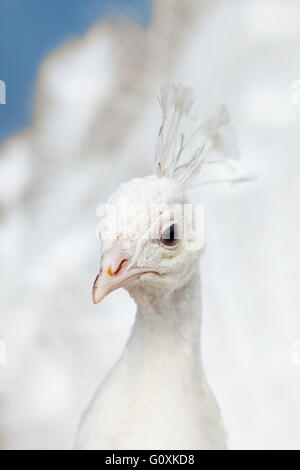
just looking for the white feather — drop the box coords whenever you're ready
[154,83,240,187]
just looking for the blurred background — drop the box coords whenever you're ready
[0,0,300,450]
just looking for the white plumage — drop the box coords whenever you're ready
[75,84,238,450]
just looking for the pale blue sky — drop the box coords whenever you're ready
[0,0,152,141]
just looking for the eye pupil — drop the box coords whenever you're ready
[162,224,178,246]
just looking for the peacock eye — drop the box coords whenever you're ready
[161,224,179,248]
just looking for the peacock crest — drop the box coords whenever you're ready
[154,83,242,187]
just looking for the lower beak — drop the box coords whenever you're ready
[92,266,158,304]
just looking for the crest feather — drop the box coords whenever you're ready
[154,83,240,187]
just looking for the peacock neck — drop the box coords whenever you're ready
[125,270,203,375]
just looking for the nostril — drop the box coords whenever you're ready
[113,258,128,275]
[100,244,131,276]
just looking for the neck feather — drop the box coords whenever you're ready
[125,270,203,372]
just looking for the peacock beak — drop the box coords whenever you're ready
[92,242,157,304]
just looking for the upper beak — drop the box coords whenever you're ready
[92,242,158,304]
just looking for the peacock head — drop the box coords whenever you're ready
[93,83,240,303]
